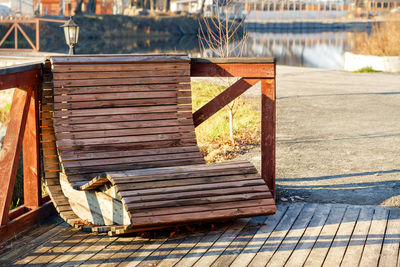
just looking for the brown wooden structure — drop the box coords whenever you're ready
[0,54,276,242]
[0,62,54,243]
[0,18,66,52]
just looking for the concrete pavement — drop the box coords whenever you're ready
[242,66,400,206]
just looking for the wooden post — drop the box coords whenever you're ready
[36,19,40,51]
[23,86,41,209]
[0,87,32,225]
[14,22,17,50]
[261,78,276,198]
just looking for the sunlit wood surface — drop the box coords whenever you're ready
[1,203,399,266]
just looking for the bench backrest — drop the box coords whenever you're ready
[49,55,205,185]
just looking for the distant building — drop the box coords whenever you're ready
[170,0,211,13]
[0,0,34,16]
[170,0,244,20]
[365,0,400,11]
[33,0,118,16]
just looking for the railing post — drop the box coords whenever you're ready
[261,78,276,199]
[36,19,40,52]
[0,87,32,225]
[14,22,17,50]
[23,85,42,209]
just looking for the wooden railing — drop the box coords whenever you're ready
[191,58,276,197]
[0,62,54,243]
[0,18,67,52]
[0,57,276,243]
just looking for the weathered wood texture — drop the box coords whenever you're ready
[261,79,276,197]
[40,60,81,228]
[190,58,275,78]
[42,55,276,233]
[0,87,32,225]
[0,62,55,244]
[108,161,275,229]
[1,203,398,267]
[23,85,41,209]
[49,55,204,182]
[0,63,41,91]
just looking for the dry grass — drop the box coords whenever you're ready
[0,89,13,126]
[353,15,400,56]
[192,81,260,163]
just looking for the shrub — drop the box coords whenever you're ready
[353,15,400,56]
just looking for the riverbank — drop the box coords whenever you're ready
[245,19,373,32]
[0,15,242,54]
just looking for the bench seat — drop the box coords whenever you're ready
[40,54,275,235]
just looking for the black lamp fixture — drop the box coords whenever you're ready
[61,16,80,55]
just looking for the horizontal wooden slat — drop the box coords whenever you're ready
[131,205,275,226]
[190,58,275,78]
[111,163,257,184]
[133,198,274,218]
[0,69,41,91]
[58,139,198,154]
[53,69,189,80]
[119,178,264,198]
[53,105,189,117]
[54,113,179,126]
[124,185,269,204]
[116,173,261,192]
[79,177,109,191]
[54,91,177,102]
[127,192,271,211]
[53,63,188,73]
[62,151,203,168]
[53,76,190,87]
[55,125,195,140]
[62,146,200,161]
[65,158,206,176]
[53,98,180,110]
[50,54,189,64]
[52,83,189,95]
[57,132,196,147]
[111,161,254,177]
[191,58,275,64]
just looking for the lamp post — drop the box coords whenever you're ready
[61,16,80,55]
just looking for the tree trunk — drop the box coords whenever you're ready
[228,102,234,144]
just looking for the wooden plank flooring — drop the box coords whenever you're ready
[1,203,399,267]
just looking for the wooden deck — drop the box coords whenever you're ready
[1,203,399,266]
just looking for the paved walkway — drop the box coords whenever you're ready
[1,203,399,266]
[240,66,400,206]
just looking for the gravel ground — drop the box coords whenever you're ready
[237,66,400,206]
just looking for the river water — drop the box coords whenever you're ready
[72,25,367,70]
[242,29,353,69]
